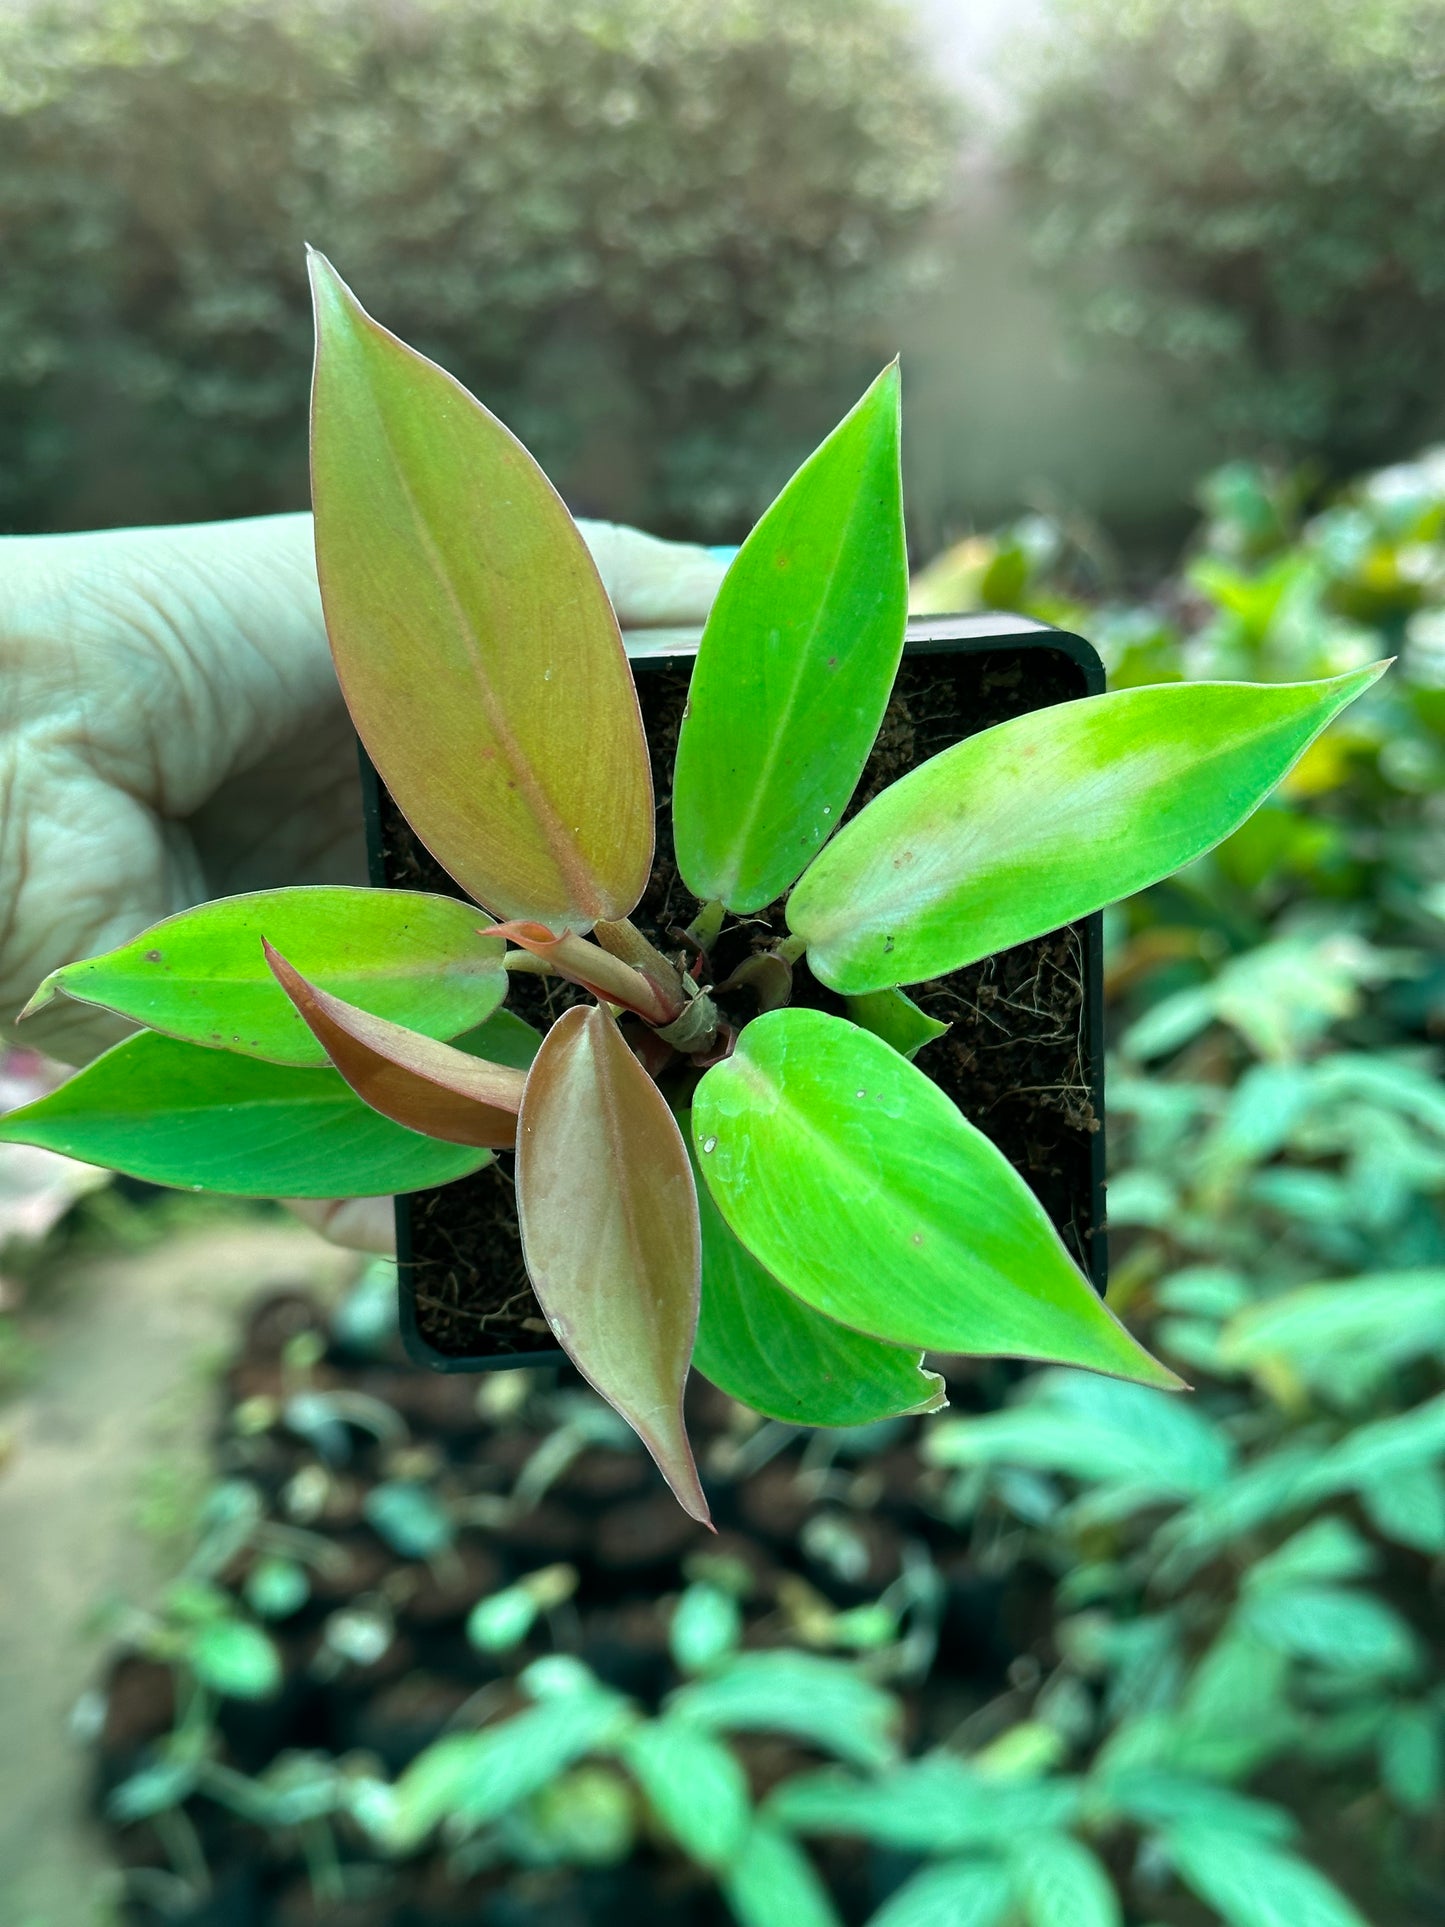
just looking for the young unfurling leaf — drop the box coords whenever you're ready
[789,666,1387,994]
[308,251,653,928]
[264,943,524,1148]
[693,1010,1180,1389]
[516,1004,708,1523]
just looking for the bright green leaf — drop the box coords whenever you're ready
[621,1718,751,1866]
[1238,1585,1422,1676]
[670,1582,744,1676]
[516,1004,707,1522]
[20,887,506,1066]
[693,1012,1179,1388]
[308,251,652,928]
[0,1030,490,1196]
[788,667,1386,993]
[685,1118,946,1427]
[244,1557,311,1621]
[769,1759,1082,1852]
[720,1821,843,1927]
[845,987,949,1060]
[673,365,906,912]
[1379,1708,1443,1814]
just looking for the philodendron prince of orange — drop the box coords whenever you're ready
[5,253,1386,1521]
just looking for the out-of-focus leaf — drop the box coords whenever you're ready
[621,1718,751,1866]
[265,944,523,1146]
[1379,1708,1444,1814]
[108,1758,201,1824]
[1166,1823,1370,1927]
[769,1759,1081,1852]
[1243,1519,1377,1594]
[1359,1463,1445,1553]
[244,1557,311,1621]
[308,252,651,927]
[926,1370,1228,1499]
[684,1118,945,1426]
[673,365,906,912]
[516,1004,707,1522]
[0,1031,490,1196]
[1096,1770,1295,1844]
[1222,1271,1445,1401]
[385,1690,630,1851]
[20,888,504,1067]
[188,1619,282,1700]
[1167,1635,1298,1779]
[844,987,949,1060]
[693,1011,1179,1388]
[1012,1831,1121,1927]
[1238,1585,1422,1676]
[788,667,1385,993]
[668,1652,901,1770]
[867,1859,1014,1927]
[1308,1392,1445,1495]
[669,1583,743,1676]
[719,1820,843,1927]
[364,1481,455,1560]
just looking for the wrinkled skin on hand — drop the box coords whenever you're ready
[0,512,725,1250]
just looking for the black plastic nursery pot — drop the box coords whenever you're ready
[360,614,1108,1373]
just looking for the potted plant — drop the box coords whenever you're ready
[2,252,1384,1522]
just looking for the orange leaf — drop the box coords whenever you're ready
[308,252,653,928]
[264,943,524,1148]
[516,1004,708,1523]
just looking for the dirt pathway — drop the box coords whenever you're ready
[0,1219,357,1926]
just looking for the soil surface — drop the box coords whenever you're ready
[372,644,1103,1362]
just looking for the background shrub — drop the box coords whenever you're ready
[0,0,955,538]
[1012,0,1445,470]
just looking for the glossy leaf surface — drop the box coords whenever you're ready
[693,1010,1179,1387]
[265,945,524,1148]
[0,1031,489,1196]
[309,252,652,927]
[789,667,1386,993]
[672,365,906,912]
[683,1119,945,1426]
[516,1005,707,1521]
[20,888,505,1067]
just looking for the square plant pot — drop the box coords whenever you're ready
[360,614,1108,1373]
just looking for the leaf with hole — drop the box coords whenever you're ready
[788,666,1386,993]
[309,251,652,927]
[693,1011,1179,1387]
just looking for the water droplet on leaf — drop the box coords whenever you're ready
[701,1135,718,1154]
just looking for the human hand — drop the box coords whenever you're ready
[0,511,727,1066]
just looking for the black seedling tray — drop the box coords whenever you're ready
[360,615,1108,1373]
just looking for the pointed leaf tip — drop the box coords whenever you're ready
[517,1004,708,1522]
[264,942,524,1148]
[693,1009,1180,1392]
[309,253,653,927]
[790,665,1388,993]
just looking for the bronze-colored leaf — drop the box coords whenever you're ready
[264,943,523,1148]
[516,1003,707,1522]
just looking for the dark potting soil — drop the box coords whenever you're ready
[373,644,1102,1361]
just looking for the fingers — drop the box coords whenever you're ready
[280,1195,398,1256]
[575,519,729,628]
